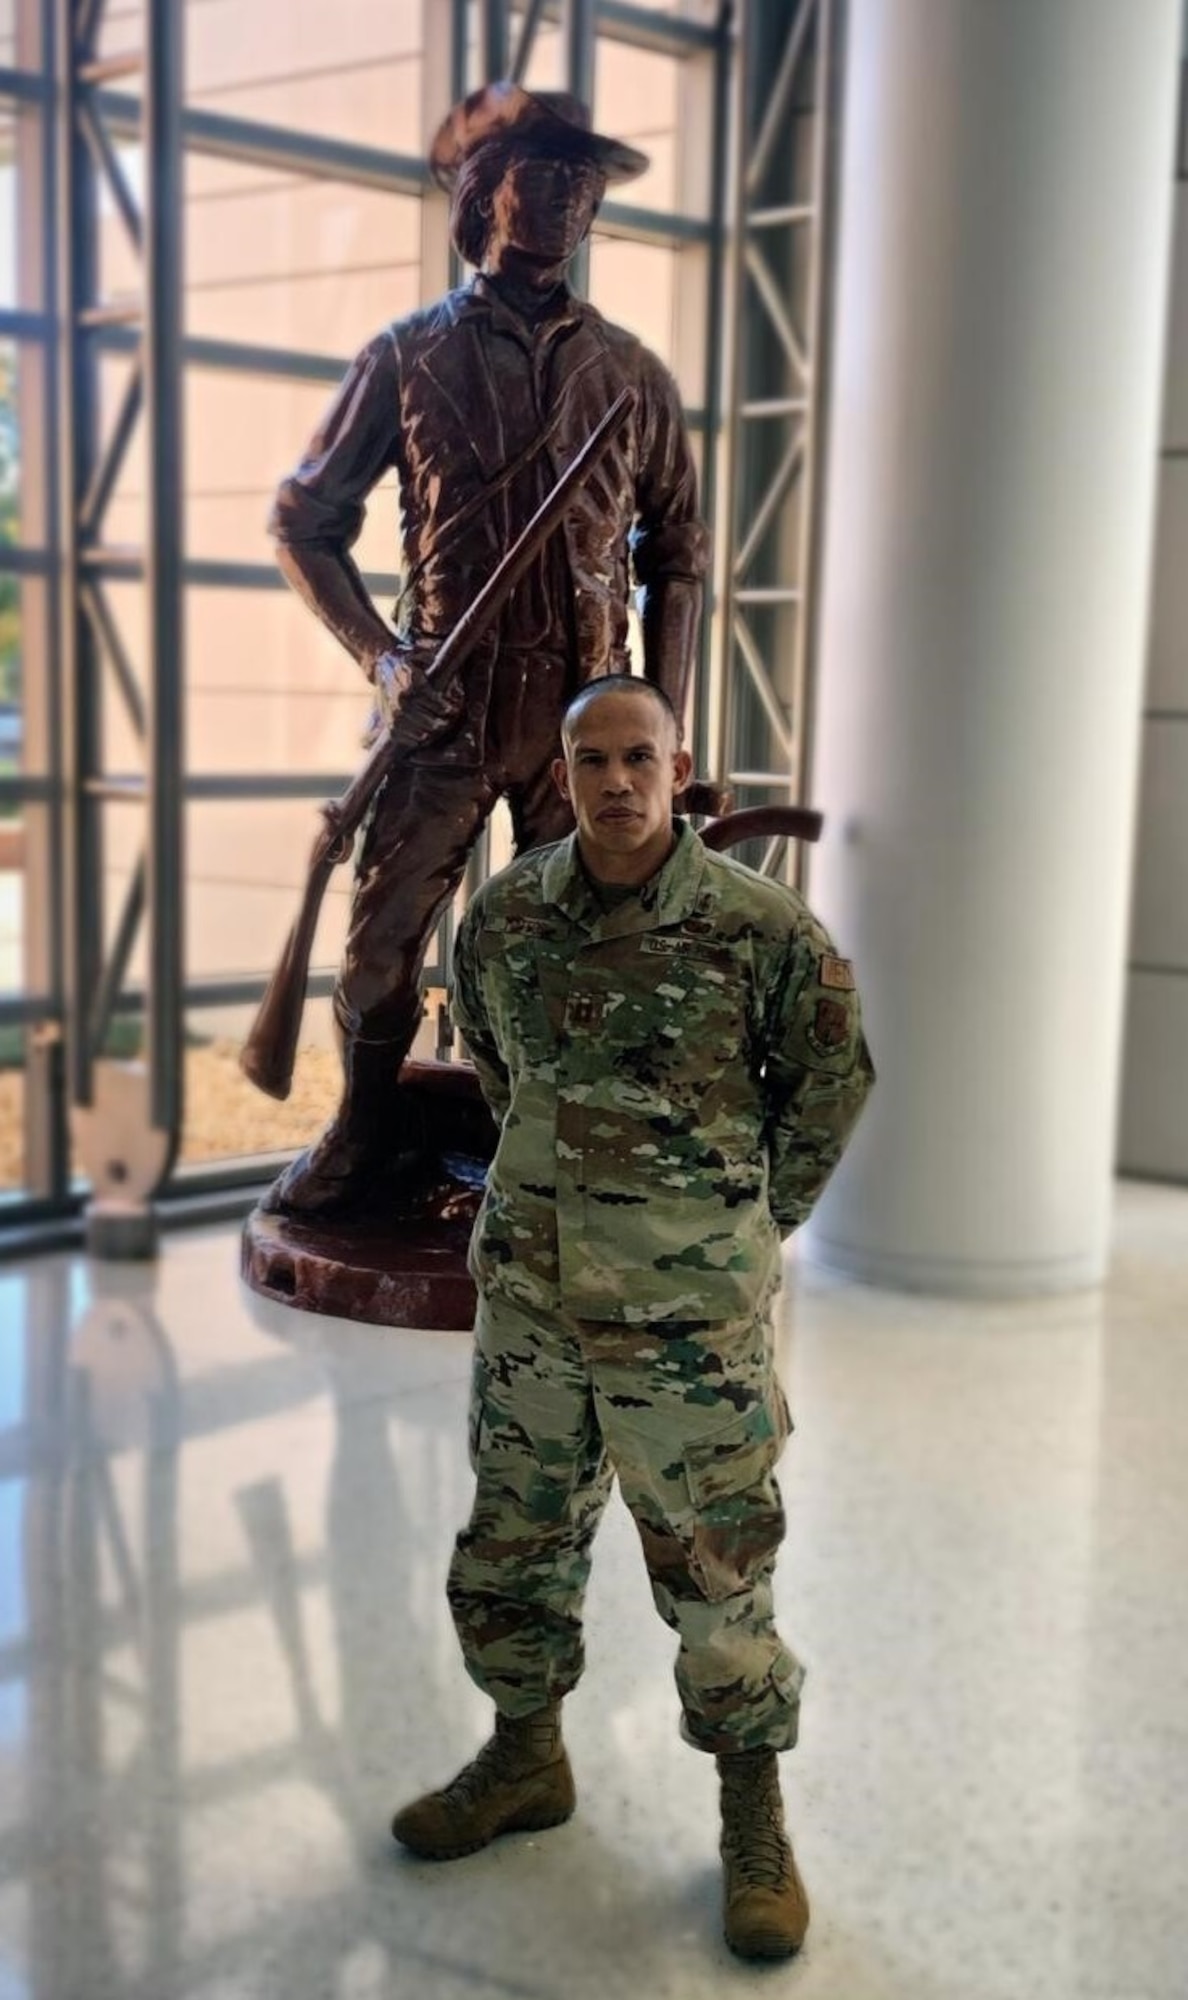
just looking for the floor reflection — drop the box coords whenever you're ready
[0,1190,1183,2000]
[1,1252,482,1999]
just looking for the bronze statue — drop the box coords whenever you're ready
[259,82,709,1220]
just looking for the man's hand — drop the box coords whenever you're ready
[374,650,466,752]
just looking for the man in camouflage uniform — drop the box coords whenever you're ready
[391,677,874,1961]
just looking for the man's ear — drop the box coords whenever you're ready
[673,746,694,792]
[551,755,571,801]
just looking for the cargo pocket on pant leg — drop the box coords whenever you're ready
[682,1385,791,1604]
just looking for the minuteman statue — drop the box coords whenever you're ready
[261,82,709,1220]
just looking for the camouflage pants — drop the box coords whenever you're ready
[446,1289,805,1754]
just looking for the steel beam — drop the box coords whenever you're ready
[5,0,68,1205]
[106,96,707,247]
[567,0,597,295]
[98,91,430,196]
[715,0,837,876]
[511,0,550,81]
[78,357,142,534]
[693,0,733,778]
[480,0,510,80]
[143,0,184,1145]
[52,0,188,1240]
[527,3,717,56]
[57,0,104,1107]
[0,63,45,100]
[86,850,144,1055]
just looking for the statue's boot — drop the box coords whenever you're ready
[718,1746,810,1960]
[259,1034,409,1220]
[391,1704,574,1861]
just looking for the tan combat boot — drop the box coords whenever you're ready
[391,1703,575,1861]
[717,1746,810,1960]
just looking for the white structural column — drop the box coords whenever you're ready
[804,0,1182,1294]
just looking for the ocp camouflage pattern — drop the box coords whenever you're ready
[451,820,875,1325]
[446,1287,807,1754]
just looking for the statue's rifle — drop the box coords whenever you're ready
[239,389,636,1102]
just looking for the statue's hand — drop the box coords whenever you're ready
[374,650,466,752]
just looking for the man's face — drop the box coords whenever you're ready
[486,150,603,274]
[552,689,693,885]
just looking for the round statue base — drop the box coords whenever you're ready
[241,1208,478,1331]
[240,1058,497,1332]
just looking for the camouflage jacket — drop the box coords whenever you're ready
[452,821,875,1324]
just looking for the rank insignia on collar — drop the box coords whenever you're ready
[567,992,607,1029]
[819,953,856,991]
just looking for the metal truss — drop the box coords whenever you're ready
[481,0,715,80]
[57,0,184,1241]
[716,0,836,877]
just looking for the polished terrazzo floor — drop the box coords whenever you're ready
[0,1179,1183,1998]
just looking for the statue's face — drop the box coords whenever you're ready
[485,151,603,274]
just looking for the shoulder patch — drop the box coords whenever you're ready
[807,995,853,1056]
[819,953,856,992]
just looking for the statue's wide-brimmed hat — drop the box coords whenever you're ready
[429,81,649,190]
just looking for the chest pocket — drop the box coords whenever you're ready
[621,940,752,1098]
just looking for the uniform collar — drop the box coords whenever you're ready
[541,820,709,937]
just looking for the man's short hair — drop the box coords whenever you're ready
[560,674,680,744]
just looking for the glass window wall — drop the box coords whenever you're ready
[0,2,58,1214]
[3,0,728,1219]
